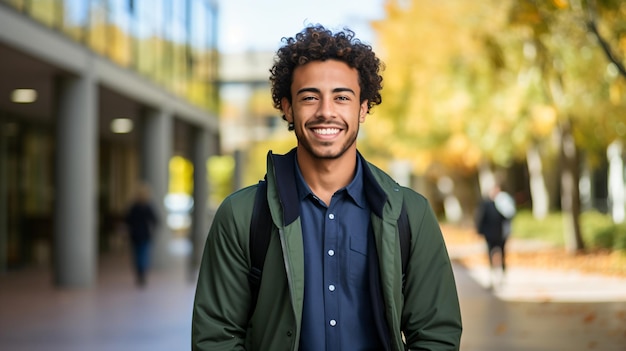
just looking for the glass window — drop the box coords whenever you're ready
[2,0,26,11]
[188,0,217,110]
[28,0,60,28]
[167,0,189,95]
[134,0,166,82]
[9,0,218,113]
[88,0,109,55]
[61,0,89,42]
[107,0,133,66]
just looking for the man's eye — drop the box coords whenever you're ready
[336,96,349,101]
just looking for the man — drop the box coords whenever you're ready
[476,184,516,284]
[124,183,158,287]
[192,25,462,350]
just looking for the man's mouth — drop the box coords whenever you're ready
[312,128,341,135]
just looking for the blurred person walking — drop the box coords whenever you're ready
[124,183,159,287]
[475,184,516,287]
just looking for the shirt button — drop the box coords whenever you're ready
[328,213,335,220]
[329,319,337,327]
[328,284,335,292]
[328,249,334,256]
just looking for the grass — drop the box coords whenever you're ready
[512,209,626,252]
[511,210,566,245]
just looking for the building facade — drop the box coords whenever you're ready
[0,0,220,287]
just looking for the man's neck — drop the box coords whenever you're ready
[296,148,357,206]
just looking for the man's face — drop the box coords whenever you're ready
[281,59,368,161]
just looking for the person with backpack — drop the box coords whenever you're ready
[192,25,462,351]
[475,184,516,287]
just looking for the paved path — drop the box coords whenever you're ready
[455,263,626,351]
[451,238,626,350]
[0,252,196,351]
[0,239,625,350]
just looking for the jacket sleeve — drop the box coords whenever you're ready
[192,193,252,351]
[402,192,463,350]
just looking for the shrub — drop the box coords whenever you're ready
[592,226,615,249]
[580,210,615,247]
[615,230,626,251]
[512,210,626,253]
[592,223,626,252]
[510,210,564,246]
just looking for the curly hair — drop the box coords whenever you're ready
[269,24,384,118]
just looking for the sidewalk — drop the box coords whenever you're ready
[0,248,196,351]
[453,261,626,351]
[449,238,626,351]
[448,237,626,302]
[1,238,625,350]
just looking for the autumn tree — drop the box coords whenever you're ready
[367,0,549,220]
[509,0,626,252]
[368,0,626,253]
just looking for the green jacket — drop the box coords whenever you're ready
[192,149,462,350]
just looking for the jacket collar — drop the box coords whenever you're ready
[268,148,387,226]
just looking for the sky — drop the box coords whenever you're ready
[216,0,386,53]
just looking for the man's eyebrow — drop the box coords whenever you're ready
[333,87,356,95]
[296,87,356,95]
[296,87,320,95]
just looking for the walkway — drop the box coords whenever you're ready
[0,238,625,350]
[451,238,626,351]
[0,250,196,351]
[454,263,626,350]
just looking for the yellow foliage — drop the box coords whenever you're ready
[443,133,482,170]
[530,105,558,137]
[370,0,515,175]
[244,136,297,186]
[409,152,434,175]
[362,116,395,148]
[552,0,569,9]
[610,81,624,105]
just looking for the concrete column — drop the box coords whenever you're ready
[141,108,172,269]
[0,122,8,273]
[190,128,213,271]
[54,71,98,287]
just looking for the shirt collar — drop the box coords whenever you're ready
[345,157,367,208]
[294,154,367,209]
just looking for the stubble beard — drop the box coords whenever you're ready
[294,116,360,161]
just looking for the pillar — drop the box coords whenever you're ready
[190,128,213,272]
[0,121,7,273]
[54,71,98,287]
[141,108,172,269]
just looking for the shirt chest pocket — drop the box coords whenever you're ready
[349,234,368,255]
[348,233,369,284]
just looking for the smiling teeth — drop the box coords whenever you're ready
[314,128,340,135]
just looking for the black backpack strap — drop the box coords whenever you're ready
[397,198,410,289]
[248,180,272,317]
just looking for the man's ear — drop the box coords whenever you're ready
[359,100,369,123]
[281,97,293,123]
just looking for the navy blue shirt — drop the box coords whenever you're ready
[296,156,383,351]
